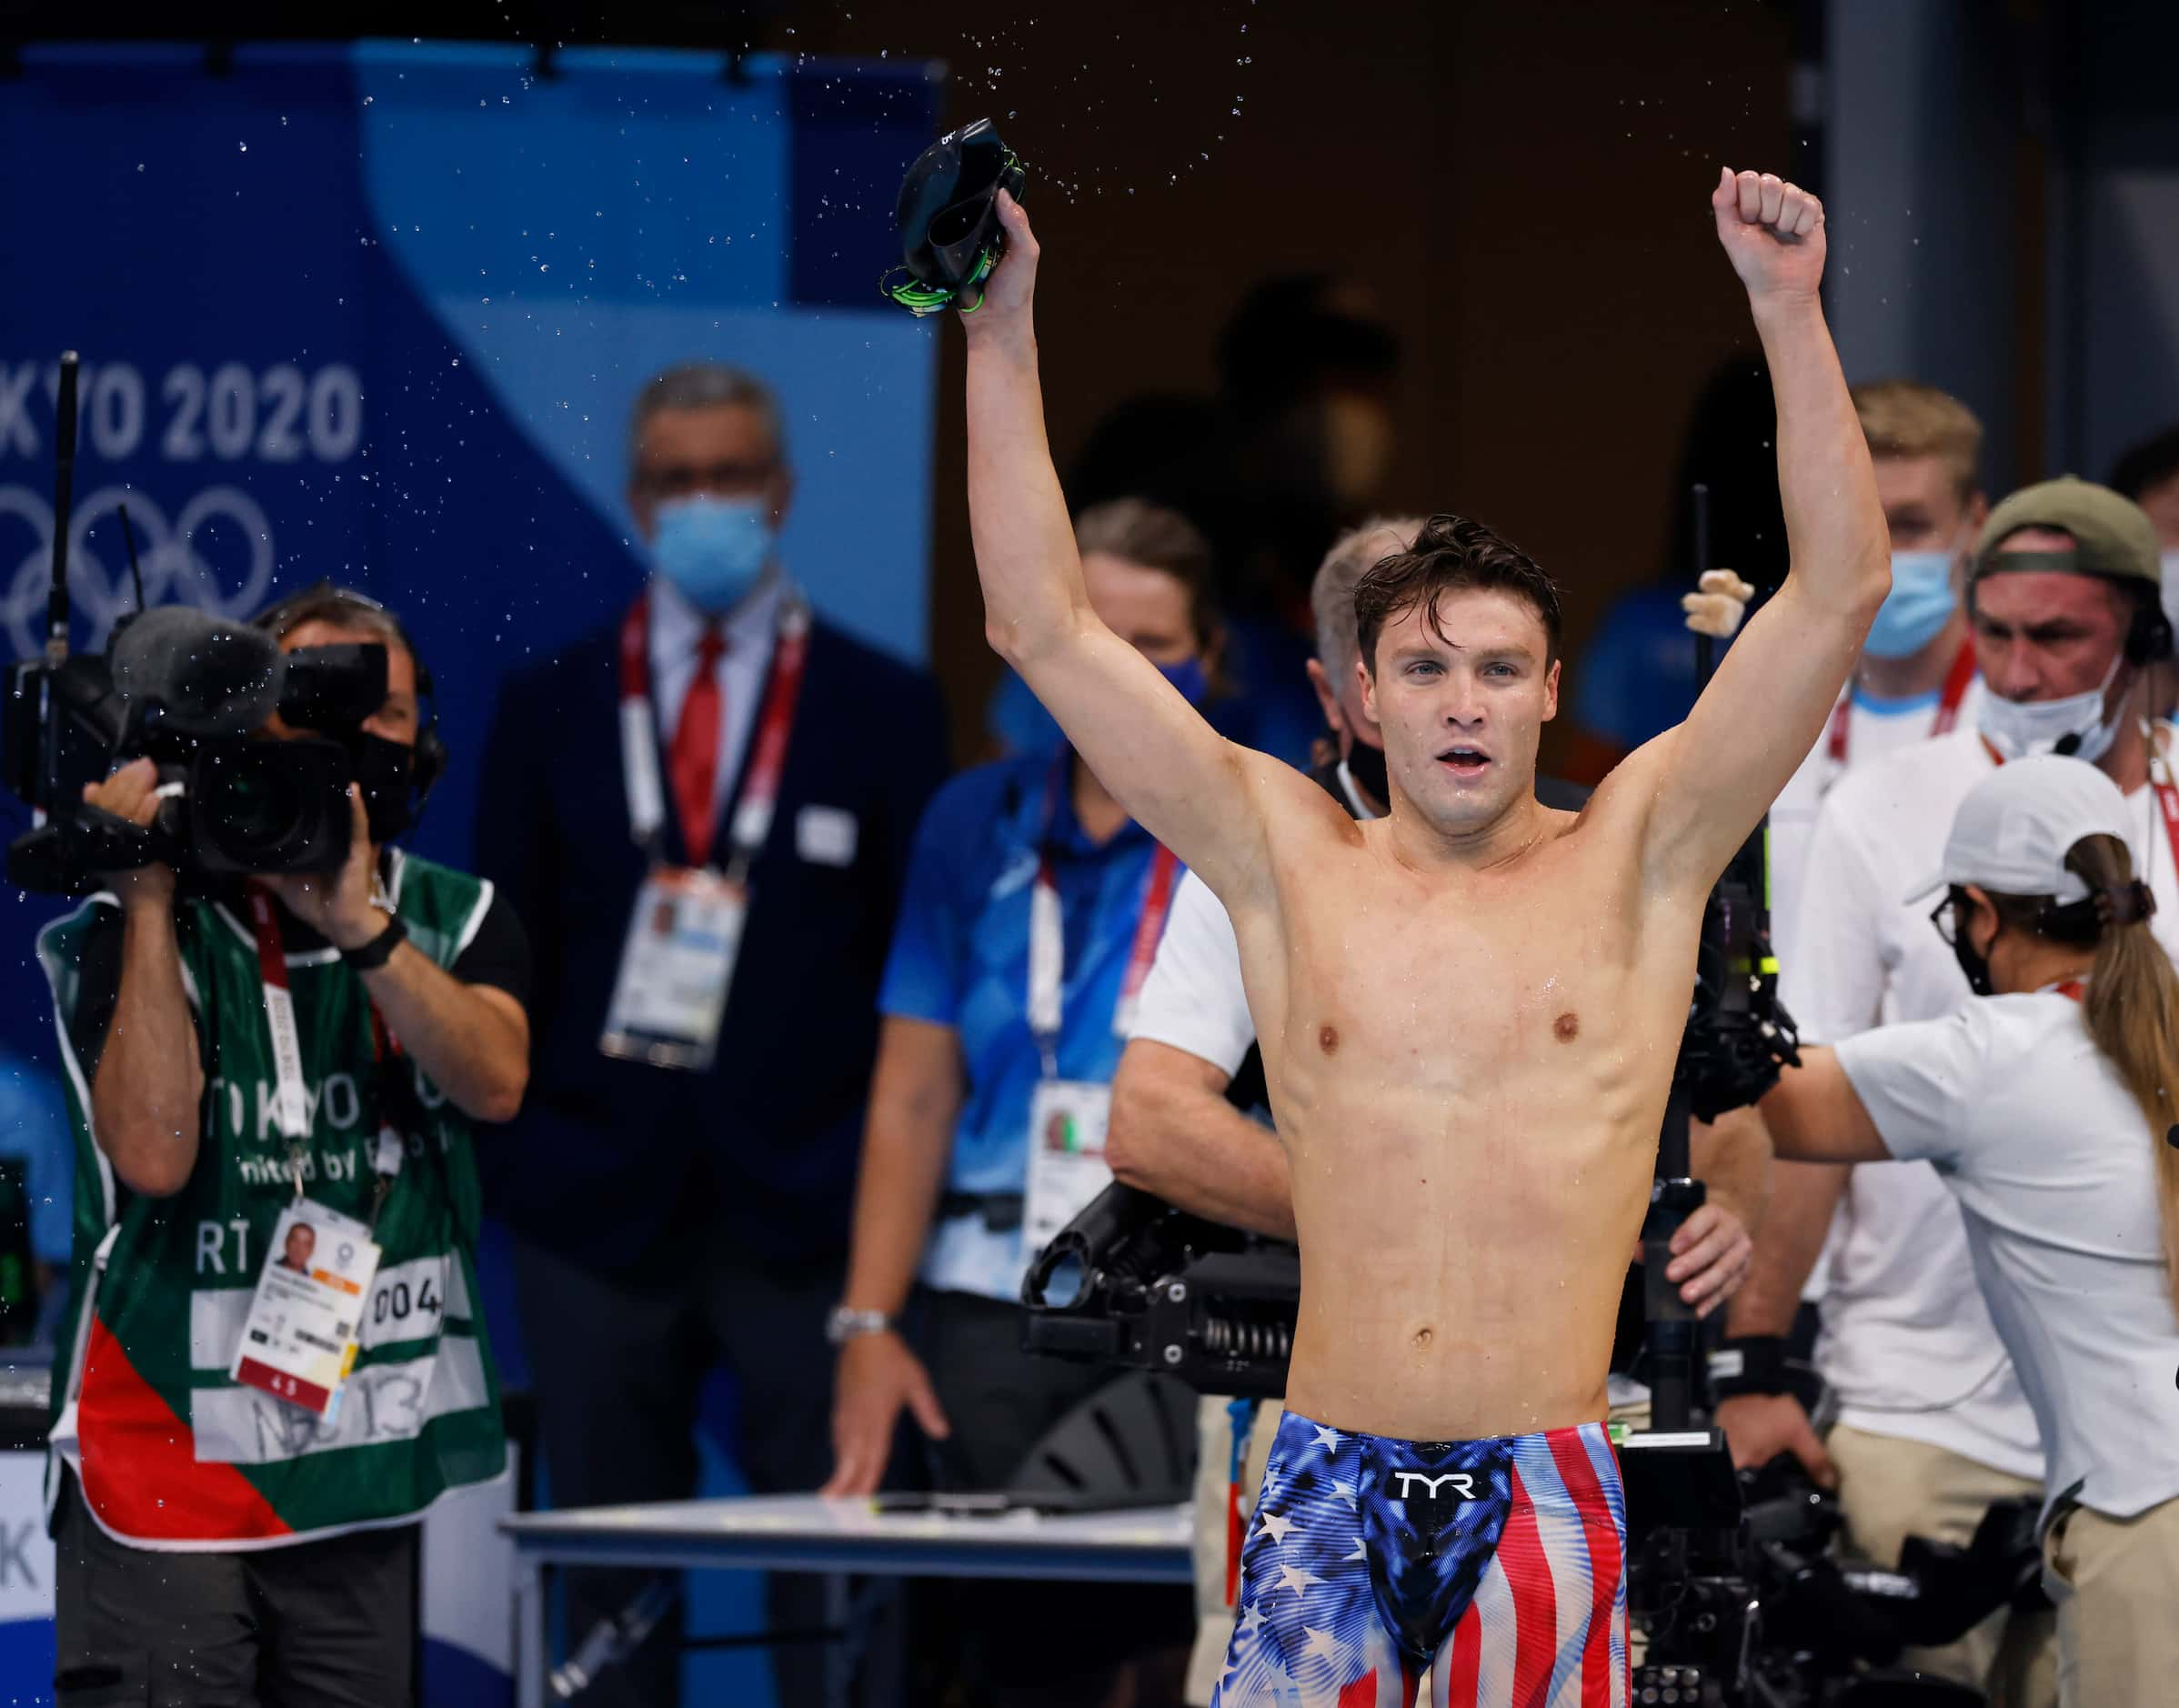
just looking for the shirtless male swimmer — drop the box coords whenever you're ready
[963,170,1885,1706]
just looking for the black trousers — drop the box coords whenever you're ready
[53,1471,417,1708]
[921,1288,1192,1695]
[511,1232,841,1708]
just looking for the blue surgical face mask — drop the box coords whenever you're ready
[1157,657,1210,705]
[651,496,775,612]
[988,656,1209,757]
[988,667,1065,757]
[1864,548,1960,660]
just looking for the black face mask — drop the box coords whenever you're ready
[350,732,417,843]
[1944,893,1996,996]
[1343,731,1389,808]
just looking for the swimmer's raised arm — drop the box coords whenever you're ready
[1634,169,1891,895]
[960,193,1289,900]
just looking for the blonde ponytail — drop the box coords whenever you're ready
[2064,835,2179,1322]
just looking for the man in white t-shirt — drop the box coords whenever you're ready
[1716,475,2175,1702]
[1769,381,1991,968]
[1105,518,1765,1705]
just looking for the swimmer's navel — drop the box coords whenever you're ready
[1553,1011,1580,1043]
[1411,1325,1434,1351]
[1319,1023,1340,1055]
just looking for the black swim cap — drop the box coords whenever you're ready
[883,118,1027,316]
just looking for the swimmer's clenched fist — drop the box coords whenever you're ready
[1712,166,1825,300]
[958,171,1886,1699]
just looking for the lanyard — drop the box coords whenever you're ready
[1025,756,1181,1068]
[1826,640,1976,765]
[246,887,406,1225]
[617,591,812,878]
[2143,719,2179,877]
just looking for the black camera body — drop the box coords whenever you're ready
[3,605,388,893]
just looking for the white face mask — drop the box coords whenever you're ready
[1976,652,2125,763]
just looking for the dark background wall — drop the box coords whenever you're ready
[757,0,1794,769]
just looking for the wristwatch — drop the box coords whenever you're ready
[825,1306,894,1347]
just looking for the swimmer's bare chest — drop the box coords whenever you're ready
[1237,813,1699,1437]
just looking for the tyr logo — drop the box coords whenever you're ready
[1392,1471,1477,1501]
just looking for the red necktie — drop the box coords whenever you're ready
[668,623,728,866]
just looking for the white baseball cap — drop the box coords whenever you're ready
[1903,754,2135,906]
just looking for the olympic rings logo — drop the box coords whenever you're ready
[0,483,276,659]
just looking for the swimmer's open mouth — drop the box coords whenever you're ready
[1436,746,1491,778]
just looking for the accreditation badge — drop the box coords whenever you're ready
[1023,1079,1115,1253]
[598,865,746,1072]
[231,1201,382,1419]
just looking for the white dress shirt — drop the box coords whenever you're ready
[647,570,787,824]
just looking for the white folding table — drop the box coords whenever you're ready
[502,1494,1193,1707]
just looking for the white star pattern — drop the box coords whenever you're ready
[1259,1510,1295,1546]
[1302,1626,1341,1663]
[1343,1538,1369,1562]
[1239,1603,1268,1637]
[1332,1478,1358,1510]
[1312,1424,1343,1452]
[1274,1562,1320,1597]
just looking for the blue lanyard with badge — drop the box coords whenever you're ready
[1019,755,1180,1252]
[228,886,409,1422]
[599,591,810,1071]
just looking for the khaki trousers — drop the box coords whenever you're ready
[1185,1395,1286,1707]
[1828,1422,2057,1708]
[2042,1494,2179,1708]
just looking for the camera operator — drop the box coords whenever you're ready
[1760,754,2179,1708]
[37,587,529,1707]
[1718,476,2175,1703]
[1102,517,1770,1704]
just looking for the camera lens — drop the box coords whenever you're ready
[190,740,350,874]
[212,751,307,849]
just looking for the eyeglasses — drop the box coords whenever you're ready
[636,459,780,500]
[1929,890,1969,949]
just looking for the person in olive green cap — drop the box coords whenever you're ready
[1966,475,2171,761]
[1717,472,2169,1707]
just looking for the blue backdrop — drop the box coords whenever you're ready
[0,40,944,1703]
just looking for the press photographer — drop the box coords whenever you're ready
[33,586,529,1708]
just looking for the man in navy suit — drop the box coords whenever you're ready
[476,363,949,1706]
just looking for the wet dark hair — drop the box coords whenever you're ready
[1351,513,1562,672]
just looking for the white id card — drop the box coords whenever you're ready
[1023,1079,1115,1253]
[598,866,746,1071]
[231,1201,381,1418]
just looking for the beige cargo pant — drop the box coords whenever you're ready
[1828,1422,2056,1708]
[2041,1493,2179,1708]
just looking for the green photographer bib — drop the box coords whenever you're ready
[37,850,507,1549]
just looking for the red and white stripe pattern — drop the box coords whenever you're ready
[1213,1412,1626,1708]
